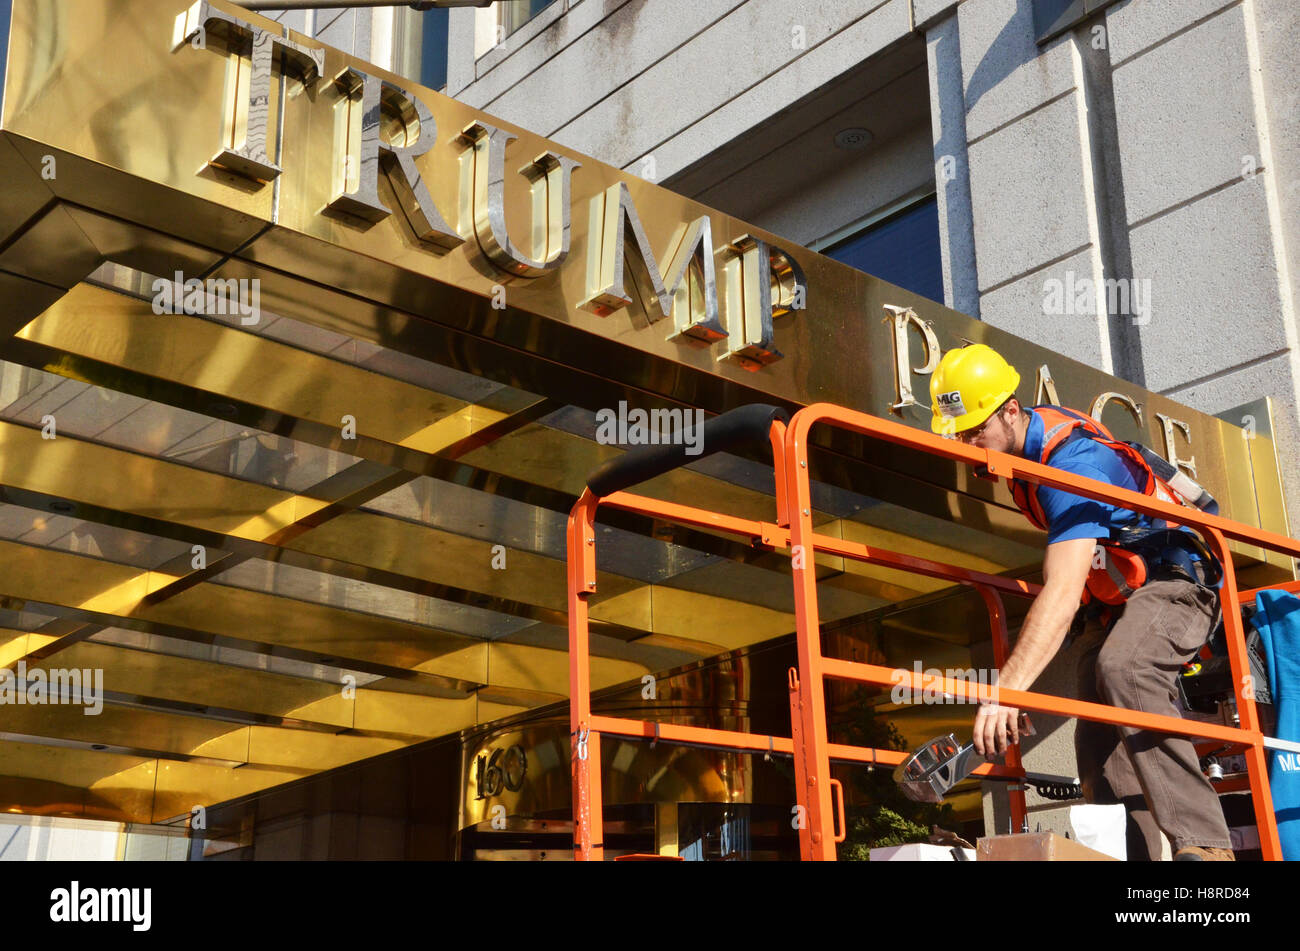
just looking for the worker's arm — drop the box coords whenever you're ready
[972,535,1096,756]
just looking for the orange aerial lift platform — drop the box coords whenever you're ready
[566,403,1296,860]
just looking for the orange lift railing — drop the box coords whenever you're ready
[567,402,1295,860]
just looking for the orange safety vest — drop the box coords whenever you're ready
[1010,406,1191,607]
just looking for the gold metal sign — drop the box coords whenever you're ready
[0,0,1290,831]
[163,0,1286,524]
[0,0,1278,524]
[170,0,806,368]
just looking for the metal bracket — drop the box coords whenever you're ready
[574,724,590,761]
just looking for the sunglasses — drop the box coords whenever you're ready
[956,406,1005,443]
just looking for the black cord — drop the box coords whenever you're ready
[1032,780,1083,801]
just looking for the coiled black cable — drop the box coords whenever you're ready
[1032,780,1083,801]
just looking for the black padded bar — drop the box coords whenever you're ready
[586,403,790,497]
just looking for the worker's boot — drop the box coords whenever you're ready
[1173,846,1235,861]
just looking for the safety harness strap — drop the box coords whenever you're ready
[1103,554,1135,598]
[1017,407,1224,598]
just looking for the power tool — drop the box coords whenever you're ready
[894,715,1083,804]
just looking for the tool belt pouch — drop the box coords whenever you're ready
[1113,526,1224,589]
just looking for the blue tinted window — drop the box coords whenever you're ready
[824,195,944,305]
[419,6,449,90]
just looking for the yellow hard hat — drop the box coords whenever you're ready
[929,344,1020,435]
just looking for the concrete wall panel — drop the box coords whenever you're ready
[1130,181,1288,393]
[957,0,1075,142]
[629,0,913,181]
[927,10,979,315]
[1111,4,1260,225]
[1104,0,1238,65]
[551,0,908,171]
[979,248,1110,368]
[967,93,1092,292]
[462,0,740,117]
[1164,351,1300,525]
[913,0,964,31]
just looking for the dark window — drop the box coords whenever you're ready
[418,6,449,90]
[502,0,560,40]
[1034,0,1122,45]
[823,195,944,305]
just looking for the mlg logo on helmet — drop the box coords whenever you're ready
[936,391,967,416]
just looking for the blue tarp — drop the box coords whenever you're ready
[1250,590,1300,860]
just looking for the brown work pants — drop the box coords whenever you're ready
[1072,577,1232,859]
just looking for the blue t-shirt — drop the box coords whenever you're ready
[1022,408,1147,544]
[1019,408,1216,583]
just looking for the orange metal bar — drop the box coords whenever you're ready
[568,402,1294,861]
[787,668,813,859]
[830,778,847,844]
[978,585,1028,833]
[824,742,1027,781]
[586,717,1030,782]
[789,402,1300,558]
[1203,524,1282,860]
[600,492,1043,599]
[785,402,1288,861]
[1208,775,1253,795]
[566,417,796,860]
[567,490,604,861]
[770,419,790,529]
[590,715,796,756]
[784,424,839,861]
[1239,577,1300,603]
[600,490,775,542]
[821,656,1256,746]
[1194,740,1252,757]
[810,532,1042,599]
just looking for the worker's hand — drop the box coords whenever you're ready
[973,701,1021,757]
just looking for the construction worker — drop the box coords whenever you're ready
[929,344,1234,861]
